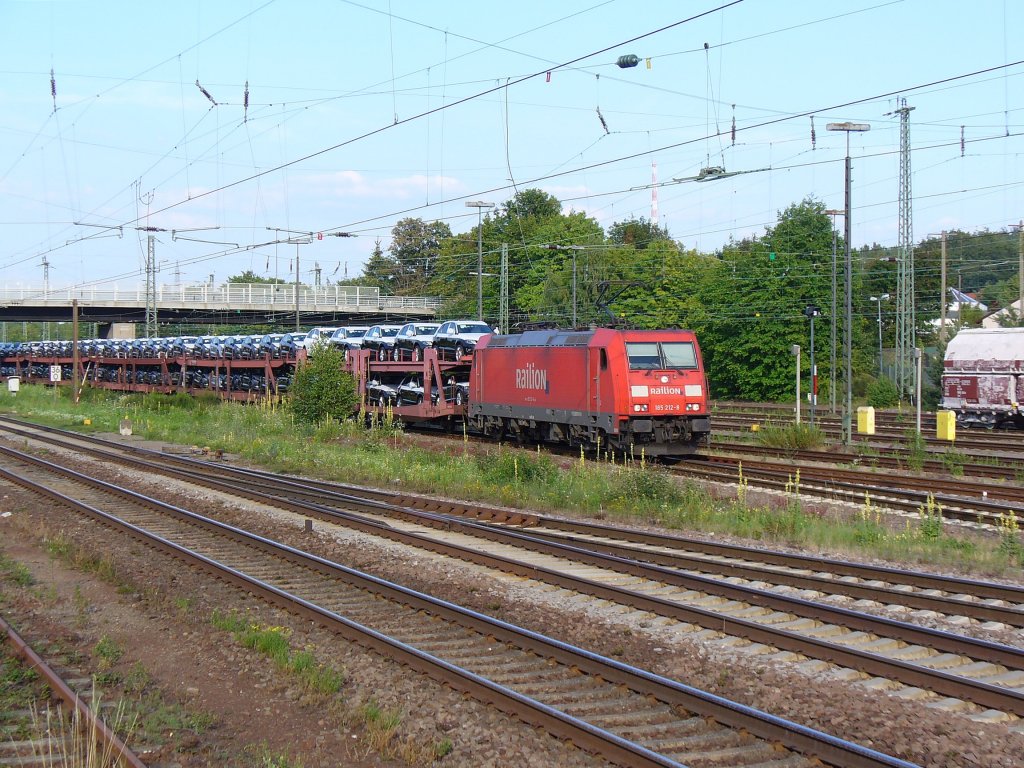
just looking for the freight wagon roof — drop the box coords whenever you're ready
[945,328,1024,363]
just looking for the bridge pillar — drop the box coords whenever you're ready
[98,322,137,340]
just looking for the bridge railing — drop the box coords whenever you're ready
[0,284,443,311]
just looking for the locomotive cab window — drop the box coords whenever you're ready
[626,341,697,370]
[661,342,697,369]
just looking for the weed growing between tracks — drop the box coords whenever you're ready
[5,520,224,752]
[209,608,455,763]
[210,609,345,696]
[4,383,1023,576]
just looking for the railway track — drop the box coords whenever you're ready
[0,441,915,768]
[2,417,1024,729]
[711,406,1024,456]
[0,614,145,768]
[673,453,1024,530]
[709,441,1024,482]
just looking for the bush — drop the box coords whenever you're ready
[288,347,360,424]
[866,377,900,408]
[756,422,825,450]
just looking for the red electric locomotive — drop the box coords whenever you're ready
[468,328,710,457]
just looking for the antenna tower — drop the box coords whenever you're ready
[894,99,916,397]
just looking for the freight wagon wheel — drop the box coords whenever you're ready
[412,346,422,362]
[454,343,466,361]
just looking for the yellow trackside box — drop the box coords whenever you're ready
[857,406,875,435]
[936,410,956,441]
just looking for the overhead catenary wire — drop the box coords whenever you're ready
[5,6,1023,291]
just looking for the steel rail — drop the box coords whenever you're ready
[0,453,917,768]
[1,417,1020,617]
[6,418,1016,625]
[0,614,147,768]
[1,441,1023,718]
[128,455,1024,627]
[709,414,1024,454]
[671,458,1020,525]
[710,440,1024,481]
[701,452,1024,505]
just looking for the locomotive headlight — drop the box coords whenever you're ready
[660,375,669,383]
[633,404,648,412]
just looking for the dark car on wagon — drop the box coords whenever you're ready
[393,322,440,362]
[360,324,405,362]
[431,320,493,361]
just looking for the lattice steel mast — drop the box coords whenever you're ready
[894,99,916,397]
[145,234,157,338]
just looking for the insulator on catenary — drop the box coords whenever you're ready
[810,116,816,150]
[961,125,965,157]
[616,54,639,69]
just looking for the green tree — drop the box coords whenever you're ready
[388,218,452,295]
[359,239,397,293]
[607,216,672,249]
[227,269,286,284]
[430,189,604,326]
[698,198,843,400]
[288,346,360,424]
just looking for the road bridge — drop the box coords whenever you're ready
[0,283,442,330]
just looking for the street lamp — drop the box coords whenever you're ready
[827,121,871,445]
[465,201,495,320]
[803,305,821,425]
[869,293,890,377]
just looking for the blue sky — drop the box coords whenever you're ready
[1,0,1021,291]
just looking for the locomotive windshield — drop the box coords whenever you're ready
[626,341,697,370]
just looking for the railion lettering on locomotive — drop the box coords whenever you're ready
[515,362,548,392]
[649,386,682,396]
